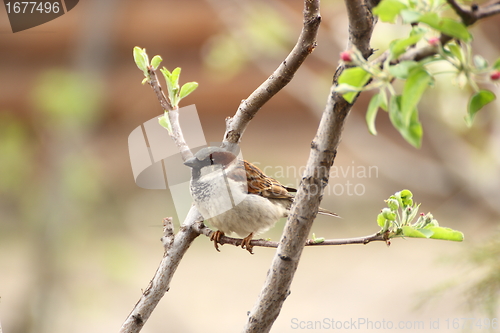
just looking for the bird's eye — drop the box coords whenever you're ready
[209,154,214,165]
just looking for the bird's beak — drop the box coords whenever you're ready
[183,156,197,168]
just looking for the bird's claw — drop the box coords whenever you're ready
[241,233,254,254]
[210,230,224,252]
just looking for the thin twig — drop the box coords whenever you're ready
[446,0,500,25]
[222,0,321,150]
[146,67,172,112]
[475,0,500,20]
[193,222,387,249]
[146,68,193,162]
[166,107,193,162]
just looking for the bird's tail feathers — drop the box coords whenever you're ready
[318,207,340,218]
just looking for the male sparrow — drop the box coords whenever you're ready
[184,147,337,253]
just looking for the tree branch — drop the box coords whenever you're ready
[146,67,193,162]
[446,0,500,26]
[146,67,172,112]
[371,0,500,66]
[344,0,377,58]
[222,0,321,150]
[192,221,387,248]
[242,1,378,332]
[120,67,198,332]
[122,2,324,331]
[475,0,500,20]
[119,207,202,333]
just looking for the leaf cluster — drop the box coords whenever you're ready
[133,47,199,133]
[335,0,499,148]
[378,189,464,241]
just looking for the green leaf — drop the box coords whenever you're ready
[403,108,423,148]
[416,12,439,27]
[447,43,464,63]
[151,55,163,70]
[465,90,496,126]
[426,226,464,241]
[337,67,372,103]
[493,58,500,70]
[160,67,182,107]
[418,14,471,42]
[401,67,431,126]
[170,67,181,88]
[377,213,386,228]
[169,67,182,107]
[389,95,423,148]
[382,207,397,221]
[373,0,408,23]
[133,47,149,74]
[439,18,472,42]
[179,82,199,100]
[158,113,172,134]
[366,93,381,135]
[160,68,174,103]
[399,189,413,205]
[388,61,418,79]
[473,55,488,70]
[379,89,388,111]
[160,67,171,80]
[389,94,403,129]
[400,9,421,24]
[390,34,424,60]
[402,226,434,238]
[386,198,399,210]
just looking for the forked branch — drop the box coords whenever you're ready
[122,1,325,332]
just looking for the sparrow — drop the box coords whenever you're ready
[184,147,338,253]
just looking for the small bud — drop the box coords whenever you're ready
[490,70,500,81]
[382,208,397,221]
[428,37,440,46]
[340,51,352,63]
[399,189,413,206]
[386,198,399,211]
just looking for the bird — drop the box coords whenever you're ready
[184,147,338,254]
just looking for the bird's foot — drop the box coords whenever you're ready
[241,233,254,254]
[210,230,224,252]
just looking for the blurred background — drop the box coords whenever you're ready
[1,0,499,332]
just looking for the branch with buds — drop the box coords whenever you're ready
[121,1,324,332]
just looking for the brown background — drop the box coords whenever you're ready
[1,0,499,332]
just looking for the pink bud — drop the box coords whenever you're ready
[340,51,352,63]
[491,70,500,81]
[428,37,440,46]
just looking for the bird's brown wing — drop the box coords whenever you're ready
[244,160,339,217]
[244,160,293,199]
